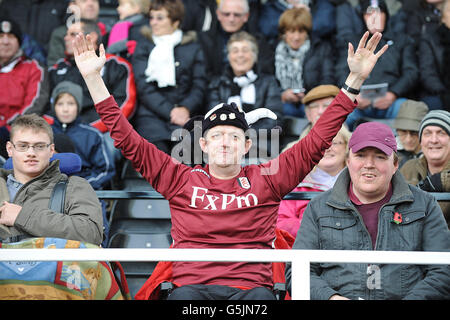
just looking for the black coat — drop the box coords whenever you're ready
[131,28,207,142]
[198,24,275,78]
[418,26,447,96]
[298,36,335,92]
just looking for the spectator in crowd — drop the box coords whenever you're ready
[180,0,218,32]
[400,110,450,226]
[0,18,49,131]
[0,0,69,54]
[131,0,206,154]
[198,0,275,78]
[72,25,388,299]
[0,114,103,245]
[418,0,450,111]
[283,84,341,151]
[393,100,429,168]
[207,31,283,158]
[335,0,418,130]
[277,125,351,238]
[49,19,136,137]
[405,0,445,40]
[50,81,115,190]
[47,0,108,66]
[286,121,450,299]
[106,0,150,60]
[334,0,407,52]
[259,0,337,50]
[275,7,335,118]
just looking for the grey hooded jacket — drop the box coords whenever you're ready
[286,169,450,300]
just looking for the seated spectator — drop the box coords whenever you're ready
[49,19,136,136]
[50,81,115,190]
[47,0,108,66]
[106,0,150,60]
[198,0,275,78]
[335,0,407,52]
[0,0,69,54]
[277,125,351,238]
[283,84,341,151]
[400,110,450,226]
[259,0,337,50]
[0,18,49,130]
[418,0,450,111]
[393,100,429,168]
[335,0,418,130]
[275,7,335,118]
[0,114,103,245]
[72,26,389,300]
[131,0,206,154]
[207,31,283,158]
[286,121,450,299]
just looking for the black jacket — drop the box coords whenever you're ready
[131,27,207,142]
[298,36,335,92]
[198,24,275,78]
[418,25,447,96]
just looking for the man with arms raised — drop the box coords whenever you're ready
[72,30,387,299]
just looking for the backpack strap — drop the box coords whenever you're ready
[49,175,69,214]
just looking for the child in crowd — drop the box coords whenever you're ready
[107,0,150,58]
[50,81,116,246]
[50,81,116,191]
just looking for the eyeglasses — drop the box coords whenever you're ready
[219,11,246,18]
[11,142,51,152]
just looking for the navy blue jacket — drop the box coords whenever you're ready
[52,118,115,190]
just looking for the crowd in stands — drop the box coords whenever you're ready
[0,0,449,300]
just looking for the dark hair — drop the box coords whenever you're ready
[149,0,185,24]
[80,18,102,45]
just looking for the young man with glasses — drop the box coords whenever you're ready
[0,114,103,245]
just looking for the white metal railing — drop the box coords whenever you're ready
[1,248,449,300]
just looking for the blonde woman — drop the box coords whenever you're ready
[277,126,351,238]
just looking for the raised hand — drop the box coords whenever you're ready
[347,31,388,81]
[73,33,106,79]
[71,33,110,104]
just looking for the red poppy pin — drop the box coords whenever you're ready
[392,212,402,224]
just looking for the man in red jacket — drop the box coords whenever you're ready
[71,30,387,300]
[0,18,49,130]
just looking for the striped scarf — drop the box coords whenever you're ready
[275,39,310,90]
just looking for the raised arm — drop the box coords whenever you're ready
[72,33,110,104]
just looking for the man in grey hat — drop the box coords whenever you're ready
[393,99,429,167]
[401,109,450,226]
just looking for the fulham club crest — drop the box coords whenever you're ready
[237,177,251,189]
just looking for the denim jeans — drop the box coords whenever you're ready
[345,98,407,130]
